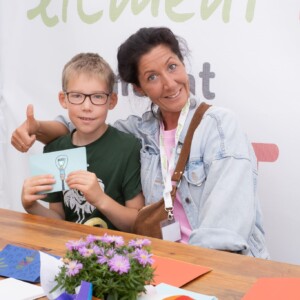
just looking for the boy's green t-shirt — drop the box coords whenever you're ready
[43,125,142,230]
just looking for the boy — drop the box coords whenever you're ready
[21,53,144,232]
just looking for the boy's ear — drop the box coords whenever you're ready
[108,93,118,110]
[58,91,68,109]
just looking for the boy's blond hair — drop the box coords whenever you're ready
[62,53,115,93]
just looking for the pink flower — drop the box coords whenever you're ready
[110,235,125,247]
[66,260,83,276]
[78,247,94,257]
[86,234,100,244]
[66,239,86,251]
[100,234,124,247]
[133,249,153,266]
[129,238,151,248]
[97,255,109,264]
[92,245,101,255]
[108,254,130,274]
[97,247,115,264]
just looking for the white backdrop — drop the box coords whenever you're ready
[1,0,300,264]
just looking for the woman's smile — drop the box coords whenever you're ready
[163,88,181,100]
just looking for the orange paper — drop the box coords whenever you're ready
[242,278,300,300]
[152,255,211,287]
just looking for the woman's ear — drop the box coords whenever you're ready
[58,91,68,109]
[133,84,147,97]
[108,92,118,110]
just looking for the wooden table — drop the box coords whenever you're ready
[1,208,300,300]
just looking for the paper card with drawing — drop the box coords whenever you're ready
[0,244,41,283]
[0,244,60,283]
[29,147,87,193]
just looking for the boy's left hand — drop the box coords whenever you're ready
[66,170,103,206]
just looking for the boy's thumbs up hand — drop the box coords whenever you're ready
[11,104,39,152]
[26,104,39,136]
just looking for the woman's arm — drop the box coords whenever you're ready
[11,104,69,152]
[186,107,267,256]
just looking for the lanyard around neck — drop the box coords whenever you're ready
[159,99,190,219]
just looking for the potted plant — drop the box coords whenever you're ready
[52,234,154,300]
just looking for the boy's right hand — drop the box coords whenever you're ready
[21,174,55,210]
[11,104,40,152]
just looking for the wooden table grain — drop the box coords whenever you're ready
[1,208,300,300]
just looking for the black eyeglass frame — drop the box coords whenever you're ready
[64,92,111,106]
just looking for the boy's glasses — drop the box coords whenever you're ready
[65,92,110,106]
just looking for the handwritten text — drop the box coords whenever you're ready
[27,0,257,27]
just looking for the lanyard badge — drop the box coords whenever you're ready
[159,99,190,241]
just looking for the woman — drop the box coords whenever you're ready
[11,27,269,258]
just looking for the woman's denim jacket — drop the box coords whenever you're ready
[57,97,269,258]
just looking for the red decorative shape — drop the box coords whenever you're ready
[251,143,279,163]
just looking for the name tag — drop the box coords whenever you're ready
[160,219,181,242]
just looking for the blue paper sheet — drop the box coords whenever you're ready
[0,244,41,282]
[0,244,59,283]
